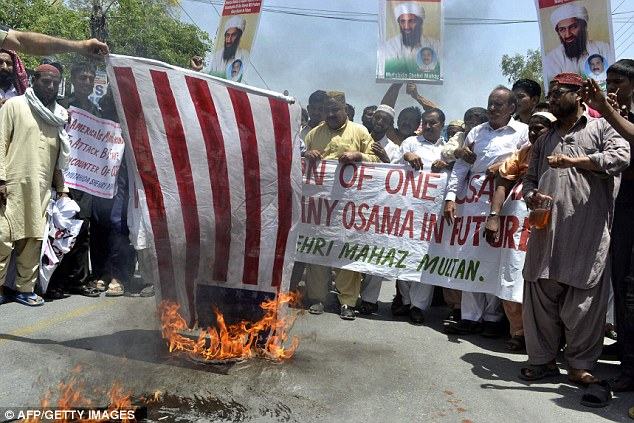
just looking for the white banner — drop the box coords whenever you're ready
[296,160,529,302]
[63,106,125,198]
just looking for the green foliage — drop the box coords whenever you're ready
[0,0,89,70]
[500,49,544,90]
[107,0,210,67]
[0,0,211,71]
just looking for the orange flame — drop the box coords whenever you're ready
[25,365,136,423]
[159,292,301,362]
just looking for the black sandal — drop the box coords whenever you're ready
[505,335,526,351]
[70,285,101,297]
[44,287,68,300]
[581,381,611,408]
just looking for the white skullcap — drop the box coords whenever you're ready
[532,111,557,123]
[224,15,246,33]
[550,1,589,30]
[375,104,396,119]
[394,2,425,21]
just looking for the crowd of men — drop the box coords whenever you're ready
[294,62,634,409]
[0,26,148,306]
[0,21,634,413]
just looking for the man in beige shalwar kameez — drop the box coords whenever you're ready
[0,64,69,306]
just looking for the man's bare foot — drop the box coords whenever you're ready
[569,368,600,385]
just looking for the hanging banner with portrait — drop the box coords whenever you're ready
[377,0,444,84]
[535,0,615,91]
[208,0,263,82]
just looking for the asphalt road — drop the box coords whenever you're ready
[0,284,631,423]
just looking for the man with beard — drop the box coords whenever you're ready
[520,72,629,387]
[543,1,611,83]
[0,64,70,307]
[304,91,379,320]
[0,49,28,106]
[385,2,440,67]
[0,25,108,58]
[444,86,528,336]
[210,15,250,78]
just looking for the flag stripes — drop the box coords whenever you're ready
[107,55,301,322]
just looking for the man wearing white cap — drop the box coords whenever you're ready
[210,15,250,79]
[542,1,612,83]
[358,104,403,315]
[385,2,440,66]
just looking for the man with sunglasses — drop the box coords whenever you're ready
[520,72,630,387]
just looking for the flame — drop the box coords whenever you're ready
[25,365,136,423]
[159,292,301,362]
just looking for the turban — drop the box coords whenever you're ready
[532,111,557,123]
[552,72,583,87]
[0,49,28,95]
[326,91,346,104]
[394,2,425,21]
[224,15,246,33]
[375,104,395,119]
[447,119,464,128]
[35,64,61,78]
[550,1,589,30]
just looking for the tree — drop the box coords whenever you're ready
[500,49,544,88]
[0,0,211,70]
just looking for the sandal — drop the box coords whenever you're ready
[519,364,560,381]
[105,280,124,297]
[88,279,107,292]
[44,286,68,300]
[12,292,45,307]
[580,381,611,408]
[609,374,634,392]
[70,285,101,298]
[505,335,526,351]
[358,301,378,315]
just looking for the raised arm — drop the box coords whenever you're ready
[3,28,108,59]
[581,78,634,143]
[405,82,439,112]
[380,83,403,108]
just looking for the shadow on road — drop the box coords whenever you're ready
[461,351,630,421]
[0,330,236,374]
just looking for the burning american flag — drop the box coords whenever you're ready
[106,55,302,325]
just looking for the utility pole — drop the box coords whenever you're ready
[90,0,109,42]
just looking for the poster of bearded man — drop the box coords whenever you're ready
[377,0,444,84]
[208,0,263,83]
[535,0,615,91]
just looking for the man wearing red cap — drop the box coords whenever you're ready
[519,72,630,385]
[0,64,70,306]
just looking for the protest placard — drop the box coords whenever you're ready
[63,106,125,199]
[377,0,444,83]
[208,0,264,82]
[535,0,615,91]
[295,160,528,302]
